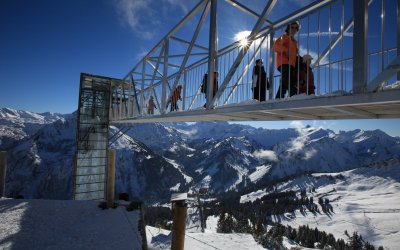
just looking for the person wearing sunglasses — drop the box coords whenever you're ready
[274,21,300,99]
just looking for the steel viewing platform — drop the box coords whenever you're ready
[74,0,400,200]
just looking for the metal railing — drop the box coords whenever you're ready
[109,0,399,121]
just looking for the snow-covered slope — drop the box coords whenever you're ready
[146,226,266,250]
[0,198,143,250]
[241,158,400,249]
[110,126,191,203]
[6,117,76,199]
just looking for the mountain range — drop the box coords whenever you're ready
[1,107,399,203]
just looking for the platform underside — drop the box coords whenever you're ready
[112,89,400,123]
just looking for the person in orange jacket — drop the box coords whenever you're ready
[170,85,183,112]
[274,21,300,99]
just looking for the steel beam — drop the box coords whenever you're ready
[167,1,211,108]
[206,0,218,109]
[149,53,208,59]
[367,56,400,92]
[223,36,266,105]
[162,39,169,114]
[122,0,208,81]
[261,110,320,120]
[398,0,400,81]
[273,0,335,30]
[170,36,209,51]
[225,0,273,26]
[353,0,368,94]
[210,0,277,108]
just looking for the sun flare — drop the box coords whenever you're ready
[234,30,251,47]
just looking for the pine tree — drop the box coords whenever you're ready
[349,232,363,250]
[364,241,375,250]
[217,213,235,233]
[254,219,264,236]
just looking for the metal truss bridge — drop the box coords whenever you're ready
[101,0,400,123]
[74,0,400,200]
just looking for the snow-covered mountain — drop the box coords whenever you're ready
[6,116,76,199]
[2,109,191,202]
[1,108,400,203]
[0,108,66,150]
[142,123,400,195]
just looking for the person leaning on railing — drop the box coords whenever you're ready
[274,21,300,99]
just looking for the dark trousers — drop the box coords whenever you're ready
[170,102,178,111]
[253,85,266,102]
[275,65,297,99]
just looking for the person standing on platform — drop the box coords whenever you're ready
[274,21,300,99]
[147,96,157,115]
[170,85,182,112]
[298,54,315,95]
[201,71,219,108]
[252,59,269,102]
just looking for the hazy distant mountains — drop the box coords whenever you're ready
[1,107,399,203]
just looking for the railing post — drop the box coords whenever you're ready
[182,70,187,111]
[397,0,400,82]
[268,31,275,100]
[162,40,169,114]
[141,59,147,115]
[206,0,218,109]
[0,151,6,198]
[171,193,188,250]
[107,149,116,208]
[353,0,368,94]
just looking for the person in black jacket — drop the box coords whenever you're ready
[201,71,219,108]
[252,59,269,102]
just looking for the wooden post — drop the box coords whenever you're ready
[0,151,6,198]
[171,193,187,250]
[107,149,116,208]
[139,202,148,250]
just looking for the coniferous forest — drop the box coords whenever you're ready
[145,186,385,249]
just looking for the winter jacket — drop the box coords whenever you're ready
[171,88,182,104]
[274,33,298,68]
[148,99,156,110]
[201,73,218,95]
[298,65,315,95]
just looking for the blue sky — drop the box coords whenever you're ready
[0,0,399,136]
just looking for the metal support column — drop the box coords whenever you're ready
[183,70,187,110]
[206,0,218,109]
[353,0,368,93]
[141,59,146,115]
[398,0,400,81]
[268,31,275,100]
[106,149,116,208]
[211,0,277,106]
[162,40,169,114]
